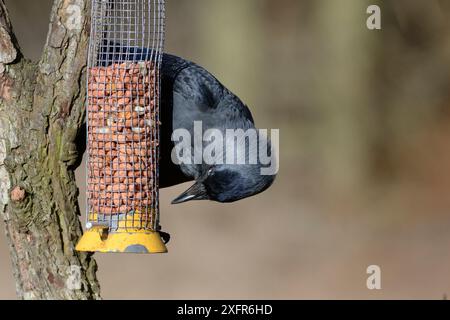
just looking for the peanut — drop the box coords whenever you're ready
[87,62,159,215]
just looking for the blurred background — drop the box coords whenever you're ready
[1,0,450,299]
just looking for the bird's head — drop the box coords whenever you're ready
[171,130,277,204]
[171,163,276,204]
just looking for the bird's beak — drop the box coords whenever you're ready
[171,181,209,204]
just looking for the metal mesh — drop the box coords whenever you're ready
[86,0,165,232]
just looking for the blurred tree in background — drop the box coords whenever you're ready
[7,0,450,195]
[1,0,450,299]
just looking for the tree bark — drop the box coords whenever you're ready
[0,0,101,299]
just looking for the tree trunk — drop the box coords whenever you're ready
[0,0,100,299]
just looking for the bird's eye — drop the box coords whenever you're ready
[207,168,214,176]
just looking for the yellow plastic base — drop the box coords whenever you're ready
[76,227,168,254]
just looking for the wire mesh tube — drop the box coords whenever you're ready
[86,0,165,232]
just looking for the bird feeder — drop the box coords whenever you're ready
[76,0,167,253]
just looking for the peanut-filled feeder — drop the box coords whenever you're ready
[76,0,167,253]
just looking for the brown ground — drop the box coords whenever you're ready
[1,0,450,300]
[1,154,450,299]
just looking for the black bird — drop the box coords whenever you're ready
[100,44,277,203]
